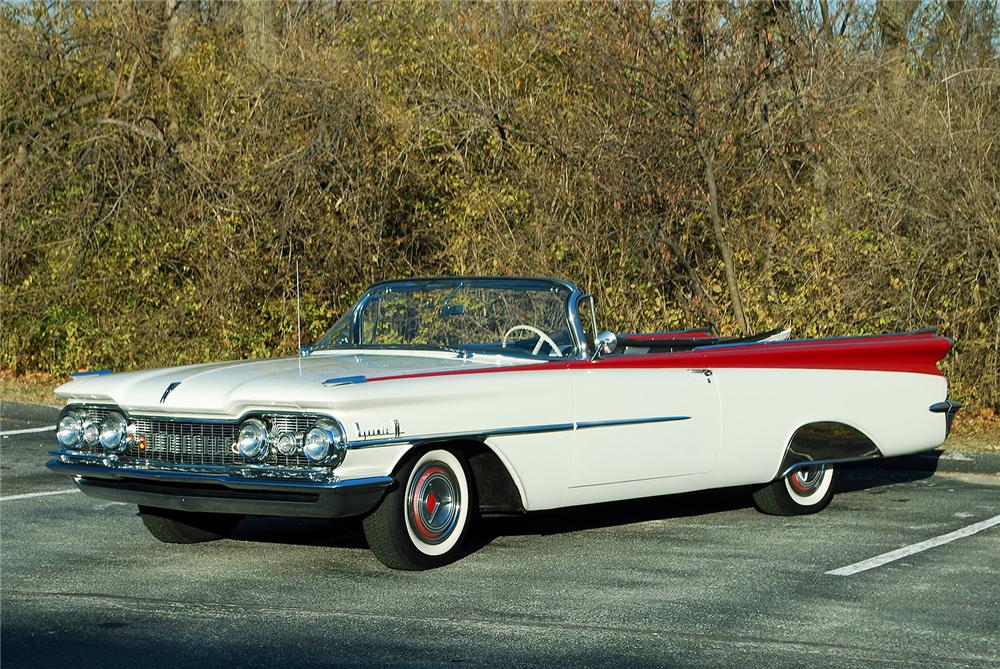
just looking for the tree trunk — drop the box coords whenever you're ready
[876,0,919,51]
[240,0,275,67]
[698,143,749,335]
[162,0,184,63]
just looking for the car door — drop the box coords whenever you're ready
[569,363,722,494]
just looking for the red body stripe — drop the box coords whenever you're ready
[368,333,951,383]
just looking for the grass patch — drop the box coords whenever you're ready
[0,370,62,407]
[947,410,1000,453]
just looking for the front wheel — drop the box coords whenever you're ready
[362,448,474,570]
[138,506,241,543]
[752,464,836,516]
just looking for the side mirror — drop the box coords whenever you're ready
[593,331,617,360]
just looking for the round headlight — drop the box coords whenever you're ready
[99,412,128,453]
[237,418,270,461]
[303,419,347,467]
[82,418,100,448]
[56,414,83,449]
[275,432,300,456]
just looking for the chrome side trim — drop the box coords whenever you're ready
[349,422,575,448]
[576,416,690,430]
[348,415,691,449]
[779,456,883,479]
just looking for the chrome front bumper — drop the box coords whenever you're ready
[46,458,394,519]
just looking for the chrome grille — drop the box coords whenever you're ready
[131,419,237,467]
[128,414,317,468]
[61,406,320,468]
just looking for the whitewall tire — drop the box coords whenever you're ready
[752,464,836,515]
[363,448,474,570]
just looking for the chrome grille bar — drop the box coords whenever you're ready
[128,414,317,468]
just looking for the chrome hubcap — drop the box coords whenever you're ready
[788,465,825,496]
[406,461,461,545]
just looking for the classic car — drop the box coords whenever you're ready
[47,276,960,570]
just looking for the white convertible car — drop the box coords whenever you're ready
[48,277,960,569]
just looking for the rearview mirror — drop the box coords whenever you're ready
[438,304,465,318]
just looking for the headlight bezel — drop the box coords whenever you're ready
[236,417,271,462]
[303,418,348,467]
[56,412,84,449]
[98,412,129,453]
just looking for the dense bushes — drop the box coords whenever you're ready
[1,1,998,409]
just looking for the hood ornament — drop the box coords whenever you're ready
[160,381,182,404]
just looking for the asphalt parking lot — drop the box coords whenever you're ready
[2,408,998,669]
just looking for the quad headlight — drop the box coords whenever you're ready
[56,413,84,449]
[58,407,133,453]
[57,406,347,469]
[236,418,270,462]
[303,419,347,467]
[99,412,128,453]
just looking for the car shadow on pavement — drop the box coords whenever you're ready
[229,516,368,549]
[221,456,941,554]
[468,459,940,554]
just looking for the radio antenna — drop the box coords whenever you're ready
[296,259,302,374]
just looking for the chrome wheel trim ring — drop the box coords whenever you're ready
[788,465,826,496]
[784,464,834,506]
[406,460,462,546]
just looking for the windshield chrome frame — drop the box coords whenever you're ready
[326,276,588,361]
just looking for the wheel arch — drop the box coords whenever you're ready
[775,421,883,480]
[387,438,526,515]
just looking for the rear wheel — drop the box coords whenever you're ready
[138,506,241,543]
[363,448,473,570]
[752,464,836,515]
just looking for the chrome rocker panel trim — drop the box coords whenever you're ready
[46,458,393,519]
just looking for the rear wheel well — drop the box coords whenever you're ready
[392,440,524,515]
[777,421,882,479]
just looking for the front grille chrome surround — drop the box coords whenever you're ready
[60,405,321,470]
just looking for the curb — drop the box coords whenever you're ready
[867,449,1000,476]
[0,400,61,424]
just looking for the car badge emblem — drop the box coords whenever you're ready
[355,419,403,441]
[160,381,181,404]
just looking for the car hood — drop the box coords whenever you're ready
[55,351,539,417]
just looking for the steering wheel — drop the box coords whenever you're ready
[502,325,561,357]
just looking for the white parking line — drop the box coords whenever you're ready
[0,425,56,436]
[827,514,1000,576]
[0,489,79,502]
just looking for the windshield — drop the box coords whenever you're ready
[314,278,579,358]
